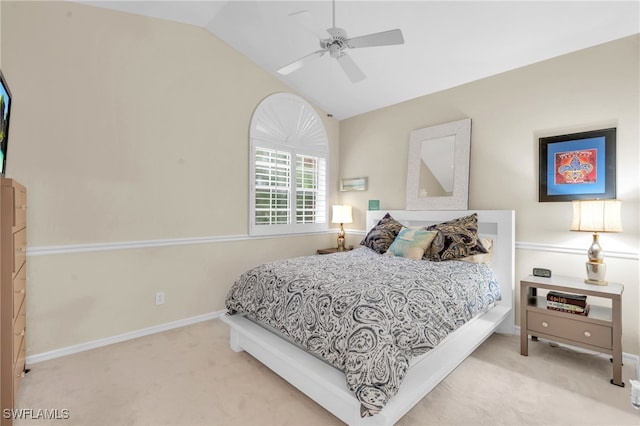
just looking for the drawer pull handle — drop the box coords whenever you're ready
[15,330,25,337]
[20,205,26,210]
[584,331,591,338]
[17,371,25,378]
[15,289,25,294]
[541,321,548,328]
[17,247,26,253]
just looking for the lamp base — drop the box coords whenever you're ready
[337,223,346,251]
[585,279,608,285]
[585,261,608,286]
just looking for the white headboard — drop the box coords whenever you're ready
[366,210,515,333]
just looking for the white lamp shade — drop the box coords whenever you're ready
[571,200,622,233]
[332,205,353,224]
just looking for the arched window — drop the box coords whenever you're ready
[249,93,329,236]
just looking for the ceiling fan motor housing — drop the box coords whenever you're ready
[322,27,348,57]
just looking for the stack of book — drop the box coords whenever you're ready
[546,291,589,315]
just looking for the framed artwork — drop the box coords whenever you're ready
[539,128,616,202]
[340,177,367,191]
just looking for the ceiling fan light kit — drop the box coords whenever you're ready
[277,0,404,83]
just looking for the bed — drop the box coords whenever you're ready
[221,210,514,425]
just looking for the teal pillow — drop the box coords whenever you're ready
[386,228,438,260]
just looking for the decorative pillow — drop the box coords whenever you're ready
[386,228,438,260]
[424,213,488,261]
[360,213,404,254]
[459,238,493,264]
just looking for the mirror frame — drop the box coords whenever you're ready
[406,118,471,210]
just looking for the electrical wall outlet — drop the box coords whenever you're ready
[155,292,165,305]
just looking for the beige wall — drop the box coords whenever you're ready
[2,1,338,355]
[340,35,640,355]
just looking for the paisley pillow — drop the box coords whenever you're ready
[360,213,404,254]
[424,213,488,261]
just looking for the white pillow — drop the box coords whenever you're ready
[459,238,494,264]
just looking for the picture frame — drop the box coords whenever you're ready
[0,70,12,176]
[539,128,616,202]
[340,177,367,192]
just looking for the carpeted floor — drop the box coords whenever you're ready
[14,319,640,425]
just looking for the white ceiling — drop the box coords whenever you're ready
[79,1,639,119]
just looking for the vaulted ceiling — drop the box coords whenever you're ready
[79,1,640,119]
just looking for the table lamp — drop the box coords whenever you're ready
[571,199,622,285]
[332,205,353,250]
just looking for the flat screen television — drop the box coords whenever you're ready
[0,70,12,177]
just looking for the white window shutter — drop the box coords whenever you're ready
[249,93,329,236]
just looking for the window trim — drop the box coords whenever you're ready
[249,93,329,237]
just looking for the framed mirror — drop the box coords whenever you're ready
[405,118,471,210]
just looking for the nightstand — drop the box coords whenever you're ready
[520,275,624,386]
[316,247,353,255]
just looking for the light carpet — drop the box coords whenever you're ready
[14,319,639,425]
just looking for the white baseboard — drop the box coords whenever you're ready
[26,310,226,365]
[513,325,640,381]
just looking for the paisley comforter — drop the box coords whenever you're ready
[225,247,501,417]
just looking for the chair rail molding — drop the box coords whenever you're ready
[516,241,638,260]
[26,232,638,261]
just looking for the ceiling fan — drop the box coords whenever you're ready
[277,0,404,83]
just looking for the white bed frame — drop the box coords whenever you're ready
[221,210,514,425]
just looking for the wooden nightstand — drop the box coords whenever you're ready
[520,275,624,386]
[316,247,353,255]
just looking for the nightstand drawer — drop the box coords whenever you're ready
[528,311,612,349]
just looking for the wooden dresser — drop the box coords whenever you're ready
[0,178,27,425]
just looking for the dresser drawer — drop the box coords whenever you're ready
[528,310,612,350]
[13,186,27,229]
[13,226,27,274]
[13,302,26,365]
[13,263,26,320]
[12,339,26,405]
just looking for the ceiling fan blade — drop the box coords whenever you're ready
[336,53,365,83]
[348,29,404,49]
[277,50,325,75]
[289,10,330,40]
